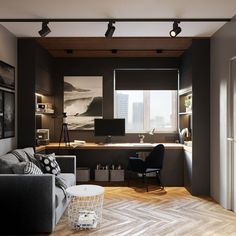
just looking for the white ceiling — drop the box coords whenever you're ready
[0,0,236,37]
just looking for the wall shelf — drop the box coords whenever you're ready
[179,111,192,115]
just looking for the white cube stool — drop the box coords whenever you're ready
[66,185,104,230]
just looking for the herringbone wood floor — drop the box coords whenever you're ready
[49,186,236,236]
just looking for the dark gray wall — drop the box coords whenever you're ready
[53,57,180,143]
[18,39,54,148]
[180,39,210,196]
[191,39,210,196]
[18,39,37,148]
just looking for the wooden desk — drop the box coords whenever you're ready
[36,142,184,187]
[36,142,183,152]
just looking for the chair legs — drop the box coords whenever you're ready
[156,171,164,189]
[128,171,164,191]
[144,173,148,192]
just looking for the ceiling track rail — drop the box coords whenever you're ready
[0,18,231,23]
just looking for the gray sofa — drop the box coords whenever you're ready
[0,147,76,234]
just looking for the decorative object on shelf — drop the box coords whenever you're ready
[76,167,90,182]
[0,60,15,89]
[179,128,191,144]
[64,76,103,130]
[95,169,109,181]
[184,94,192,112]
[36,129,50,145]
[36,103,54,114]
[138,134,145,143]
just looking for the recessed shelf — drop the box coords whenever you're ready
[179,111,192,115]
[36,111,54,115]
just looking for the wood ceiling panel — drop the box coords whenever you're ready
[35,37,192,58]
[49,49,184,58]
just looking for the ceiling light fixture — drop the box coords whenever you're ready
[65,49,74,54]
[105,21,115,38]
[156,49,163,53]
[111,49,118,54]
[38,21,51,37]
[169,20,181,38]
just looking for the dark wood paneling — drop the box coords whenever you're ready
[35,43,54,95]
[180,46,193,90]
[18,39,55,148]
[192,39,210,196]
[179,39,210,196]
[18,39,37,148]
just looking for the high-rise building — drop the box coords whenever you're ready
[132,102,143,130]
[117,93,129,122]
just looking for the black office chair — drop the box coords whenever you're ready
[127,144,165,192]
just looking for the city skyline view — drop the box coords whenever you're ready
[115,90,177,133]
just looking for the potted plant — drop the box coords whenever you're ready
[184,95,192,112]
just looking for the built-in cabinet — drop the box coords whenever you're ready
[18,39,55,148]
[180,39,210,196]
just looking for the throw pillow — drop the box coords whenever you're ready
[24,162,43,175]
[24,151,42,170]
[11,162,27,174]
[35,153,61,175]
[11,150,30,162]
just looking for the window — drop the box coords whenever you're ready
[115,90,177,133]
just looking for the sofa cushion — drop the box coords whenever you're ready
[55,173,75,208]
[11,162,27,174]
[0,153,20,174]
[11,147,35,162]
[36,153,61,175]
[24,162,43,175]
[57,173,75,187]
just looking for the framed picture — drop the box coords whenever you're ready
[64,76,103,130]
[0,91,3,139]
[3,91,15,138]
[0,61,15,89]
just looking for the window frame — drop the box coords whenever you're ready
[113,68,179,134]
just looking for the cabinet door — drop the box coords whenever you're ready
[184,150,192,192]
[35,66,52,95]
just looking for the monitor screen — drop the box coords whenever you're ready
[94,119,125,136]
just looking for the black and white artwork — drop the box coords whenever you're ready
[0,61,15,89]
[4,91,15,138]
[0,91,3,139]
[64,76,103,130]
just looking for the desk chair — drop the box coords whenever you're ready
[127,144,165,192]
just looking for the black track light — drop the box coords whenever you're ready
[169,20,181,38]
[105,21,115,38]
[38,21,51,37]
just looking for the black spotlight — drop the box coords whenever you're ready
[169,20,181,38]
[38,21,51,37]
[105,21,115,38]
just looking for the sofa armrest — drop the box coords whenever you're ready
[0,174,55,234]
[55,155,76,176]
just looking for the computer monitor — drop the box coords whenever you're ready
[94,118,125,137]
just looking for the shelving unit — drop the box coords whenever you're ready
[35,93,55,142]
[178,89,192,135]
